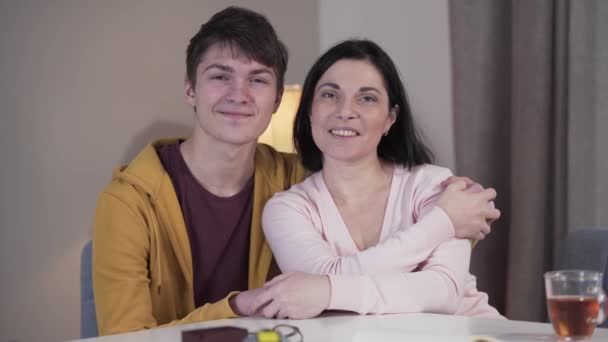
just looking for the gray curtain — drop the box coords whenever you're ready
[449,0,607,322]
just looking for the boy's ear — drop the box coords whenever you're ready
[272,85,284,113]
[184,76,196,108]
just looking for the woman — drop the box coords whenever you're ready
[260,39,502,319]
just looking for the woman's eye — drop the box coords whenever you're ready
[321,92,336,99]
[361,95,377,103]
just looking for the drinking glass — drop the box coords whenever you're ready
[545,270,606,340]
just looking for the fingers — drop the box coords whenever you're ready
[446,180,468,192]
[441,176,474,187]
[480,222,491,236]
[250,289,274,314]
[464,182,484,193]
[485,207,501,221]
[476,187,497,201]
[482,206,500,226]
[485,207,500,225]
[277,307,290,319]
[259,299,280,318]
[478,191,500,227]
[440,176,454,187]
[264,273,292,288]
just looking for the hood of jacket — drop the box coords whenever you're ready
[110,138,306,292]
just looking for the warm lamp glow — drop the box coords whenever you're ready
[258,85,301,153]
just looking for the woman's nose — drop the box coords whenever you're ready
[336,99,359,120]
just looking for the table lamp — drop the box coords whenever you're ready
[258,84,301,153]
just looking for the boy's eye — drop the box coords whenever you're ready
[251,78,269,85]
[210,74,228,81]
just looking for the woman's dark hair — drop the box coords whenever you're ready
[186,6,288,90]
[293,39,433,172]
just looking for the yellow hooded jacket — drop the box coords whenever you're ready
[93,139,307,335]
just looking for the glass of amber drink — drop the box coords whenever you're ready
[545,270,606,339]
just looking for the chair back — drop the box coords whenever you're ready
[558,228,608,327]
[81,240,98,338]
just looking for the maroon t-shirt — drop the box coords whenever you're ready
[158,141,252,307]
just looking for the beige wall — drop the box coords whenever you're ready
[0,1,318,341]
[319,0,455,169]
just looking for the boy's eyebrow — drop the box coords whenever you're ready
[201,64,275,78]
[250,68,274,76]
[202,64,233,73]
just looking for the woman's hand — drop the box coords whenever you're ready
[442,176,500,223]
[251,272,331,319]
[229,287,272,316]
[437,179,501,240]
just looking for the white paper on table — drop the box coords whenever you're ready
[352,330,503,342]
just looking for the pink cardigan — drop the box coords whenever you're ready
[262,164,502,318]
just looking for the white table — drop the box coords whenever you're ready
[71,313,608,342]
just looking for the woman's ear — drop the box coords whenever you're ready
[386,104,399,128]
[391,104,399,117]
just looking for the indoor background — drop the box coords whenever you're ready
[1,1,605,341]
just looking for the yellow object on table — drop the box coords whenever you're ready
[253,330,281,342]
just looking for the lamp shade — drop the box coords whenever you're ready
[258,85,301,153]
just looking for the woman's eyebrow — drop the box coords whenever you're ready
[316,82,340,91]
[359,86,381,94]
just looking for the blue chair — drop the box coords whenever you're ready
[559,228,608,272]
[558,228,608,327]
[604,256,608,296]
[81,240,98,338]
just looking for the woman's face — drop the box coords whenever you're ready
[310,59,396,166]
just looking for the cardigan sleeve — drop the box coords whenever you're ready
[262,166,470,314]
[263,196,467,314]
[326,238,470,314]
[263,198,454,276]
[262,166,456,276]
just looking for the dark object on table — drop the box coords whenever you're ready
[182,326,249,342]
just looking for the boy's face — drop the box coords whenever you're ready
[185,43,282,146]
